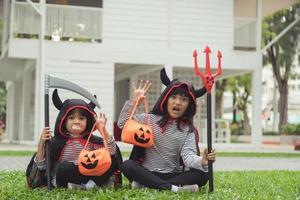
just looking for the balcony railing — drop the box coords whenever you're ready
[234,17,256,50]
[12,1,102,42]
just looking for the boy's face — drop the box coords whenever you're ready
[66,111,87,136]
[167,94,189,119]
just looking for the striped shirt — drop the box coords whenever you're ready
[59,136,116,163]
[118,100,208,173]
[34,135,116,170]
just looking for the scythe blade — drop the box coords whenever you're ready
[45,75,100,108]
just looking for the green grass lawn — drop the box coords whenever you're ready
[1,150,300,158]
[0,171,299,199]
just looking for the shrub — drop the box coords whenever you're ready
[263,131,278,136]
[282,123,300,135]
[230,122,243,135]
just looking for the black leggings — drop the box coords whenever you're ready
[55,158,116,188]
[121,160,208,190]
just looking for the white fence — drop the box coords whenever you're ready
[12,1,102,41]
[234,18,256,49]
[198,119,231,144]
[214,119,231,143]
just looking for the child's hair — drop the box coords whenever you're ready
[157,85,195,132]
[61,108,95,134]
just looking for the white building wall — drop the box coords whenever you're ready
[103,0,168,48]
[103,0,234,58]
[8,0,256,71]
[4,0,262,145]
[44,60,115,139]
[171,0,233,48]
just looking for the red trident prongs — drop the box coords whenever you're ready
[193,46,222,93]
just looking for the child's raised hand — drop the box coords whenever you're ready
[201,148,216,166]
[38,127,52,147]
[95,113,107,130]
[95,113,112,139]
[132,80,152,103]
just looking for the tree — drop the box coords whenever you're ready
[0,82,6,123]
[215,79,227,119]
[262,3,300,133]
[226,74,252,135]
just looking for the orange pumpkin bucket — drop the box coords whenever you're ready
[121,97,154,148]
[78,124,112,176]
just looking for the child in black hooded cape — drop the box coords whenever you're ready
[26,89,122,189]
[118,68,216,193]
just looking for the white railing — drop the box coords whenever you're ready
[234,17,256,49]
[12,1,102,41]
[197,119,231,143]
[214,119,231,143]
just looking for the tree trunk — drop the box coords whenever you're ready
[267,46,289,134]
[215,97,222,119]
[278,81,288,133]
[242,109,251,135]
[215,80,227,119]
[232,94,237,123]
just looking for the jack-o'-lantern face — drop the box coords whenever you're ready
[134,127,152,144]
[121,120,154,148]
[80,152,98,169]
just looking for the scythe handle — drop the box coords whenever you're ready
[44,76,52,190]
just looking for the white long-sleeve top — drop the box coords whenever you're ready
[118,100,208,173]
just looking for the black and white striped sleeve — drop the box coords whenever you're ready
[181,132,208,172]
[117,100,147,128]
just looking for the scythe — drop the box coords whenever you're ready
[44,75,100,190]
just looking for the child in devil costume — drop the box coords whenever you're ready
[118,68,216,192]
[26,89,122,189]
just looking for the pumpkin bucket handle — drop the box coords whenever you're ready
[84,123,108,150]
[128,96,150,126]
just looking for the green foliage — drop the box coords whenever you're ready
[282,123,300,135]
[0,151,35,157]
[263,131,279,136]
[0,171,299,199]
[226,74,252,135]
[226,74,252,109]
[229,123,242,135]
[262,3,300,131]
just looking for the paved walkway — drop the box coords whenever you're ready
[0,142,299,171]
[1,156,300,171]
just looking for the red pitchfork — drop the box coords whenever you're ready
[193,46,222,192]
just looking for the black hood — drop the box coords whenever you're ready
[52,89,97,138]
[152,68,206,116]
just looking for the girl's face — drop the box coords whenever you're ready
[65,111,87,136]
[167,94,189,119]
